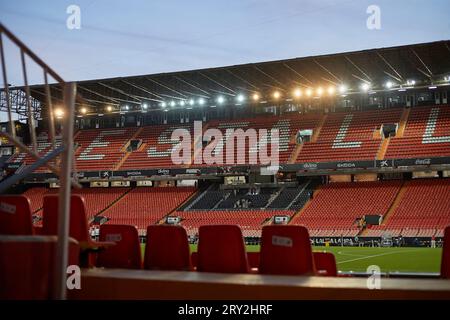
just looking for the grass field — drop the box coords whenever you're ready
[141,245,442,273]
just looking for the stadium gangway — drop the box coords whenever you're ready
[0,22,83,300]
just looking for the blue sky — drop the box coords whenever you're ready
[0,0,449,85]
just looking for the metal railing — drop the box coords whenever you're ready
[0,22,82,300]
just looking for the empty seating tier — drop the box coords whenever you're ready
[297,109,402,162]
[367,178,450,237]
[120,124,193,169]
[103,187,196,232]
[385,106,450,159]
[199,113,322,166]
[75,128,138,171]
[290,181,402,237]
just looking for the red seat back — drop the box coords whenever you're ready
[441,226,450,279]
[197,225,249,274]
[144,225,191,271]
[42,195,90,242]
[0,235,79,299]
[97,224,142,269]
[259,225,315,275]
[314,252,337,277]
[0,195,34,235]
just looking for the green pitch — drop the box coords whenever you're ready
[141,245,442,273]
[200,245,443,273]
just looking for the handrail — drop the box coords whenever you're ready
[0,22,83,300]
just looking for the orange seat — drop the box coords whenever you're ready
[441,226,450,279]
[313,252,338,277]
[197,225,249,274]
[259,225,315,275]
[0,195,34,235]
[144,225,191,271]
[0,235,79,299]
[97,224,142,269]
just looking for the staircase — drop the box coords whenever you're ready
[359,181,408,236]
[190,122,209,166]
[311,114,327,143]
[396,108,411,137]
[288,143,303,163]
[376,137,390,160]
[264,187,284,209]
[93,187,134,220]
[288,186,322,222]
[287,180,311,209]
[158,189,200,223]
[182,185,214,211]
[114,127,144,170]
[380,181,409,225]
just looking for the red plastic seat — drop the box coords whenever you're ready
[313,252,338,277]
[441,226,450,279]
[259,225,315,275]
[144,225,191,271]
[0,195,34,235]
[0,235,79,299]
[42,195,91,242]
[42,195,112,267]
[97,224,142,269]
[197,225,249,274]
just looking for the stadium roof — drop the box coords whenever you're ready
[6,40,450,114]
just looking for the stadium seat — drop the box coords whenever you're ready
[42,195,92,242]
[441,226,450,279]
[144,225,192,271]
[197,225,249,274]
[313,252,338,277]
[259,225,315,276]
[0,235,79,299]
[96,224,142,269]
[0,195,34,235]
[42,194,113,266]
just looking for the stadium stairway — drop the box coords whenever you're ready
[311,113,327,143]
[190,122,209,166]
[288,185,322,222]
[376,137,390,160]
[360,180,409,236]
[114,127,144,170]
[396,107,411,138]
[157,189,201,223]
[91,188,133,220]
[288,143,304,163]
[380,180,409,225]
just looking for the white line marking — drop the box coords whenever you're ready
[337,249,421,264]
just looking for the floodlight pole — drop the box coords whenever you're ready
[53,82,76,300]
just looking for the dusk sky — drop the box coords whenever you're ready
[1,0,449,87]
